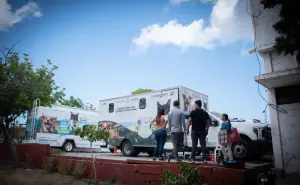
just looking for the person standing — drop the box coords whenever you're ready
[187,100,210,163]
[219,113,234,163]
[151,108,168,161]
[167,100,186,162]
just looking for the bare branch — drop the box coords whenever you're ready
[2,41,20,66]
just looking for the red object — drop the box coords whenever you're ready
[114,147,118,154]
[209,155,214,161]
[228,128,241,143]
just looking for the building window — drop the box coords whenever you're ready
[109,103,114,113]
[139,98,146,109]
[276,85,300,105]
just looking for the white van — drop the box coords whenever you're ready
[25,104,107,152]
[99,86,272,160]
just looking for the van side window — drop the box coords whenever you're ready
[139,98,146,109]
[109,103,114,113]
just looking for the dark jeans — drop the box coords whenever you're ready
[191,130,207,160]
[154,130,167,157]
[169,132,184,159]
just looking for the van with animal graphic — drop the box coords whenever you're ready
[100,86,272,160]
[98,86,210,157]
[25,104,107,152]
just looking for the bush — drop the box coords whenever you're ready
[162,162,200,185]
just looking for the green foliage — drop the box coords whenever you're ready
[131,88,153,95]
[162,162,200,185]
[260,0,300,61]
[75,125,109,142]
[0,51,65,127]
[61,96,97,110]
[60,96,84,108]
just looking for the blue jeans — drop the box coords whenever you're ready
[154,129,167,157]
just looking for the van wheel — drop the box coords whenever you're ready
[122,140,137,157]
[63,141,75,152]
[232,139,252,160]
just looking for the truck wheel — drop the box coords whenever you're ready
[109,149,114,153]
[232,139,252,160]
[121,140,137,157]
[63,141,75,152]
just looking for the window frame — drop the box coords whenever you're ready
[109,103,114,113]
[139,98,146,109]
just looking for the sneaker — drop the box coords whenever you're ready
[167,155,171,163]
[227,160,234,163]
[159,156,164,161]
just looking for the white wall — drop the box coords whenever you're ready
[260,51,298,74]
[251,0,300,174]
[250,0,280,52]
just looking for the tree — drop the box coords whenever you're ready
[60,96,84,108]
[75,125,109,184]
[260,0,300,64]
[60,96,97,110]
[0,48,65,168]
[131,88,153,95]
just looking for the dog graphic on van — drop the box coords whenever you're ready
[40,115,57,133]
[99,122,121,140]
[182,94,193,111]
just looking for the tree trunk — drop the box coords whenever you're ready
[87,142,96,185]
[0,121,19,169]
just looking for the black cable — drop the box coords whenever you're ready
[246,0,287,115]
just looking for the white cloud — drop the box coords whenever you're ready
[132,0,253,52]
[0,0,42,31]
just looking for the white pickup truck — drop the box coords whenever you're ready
[163,111,272,160]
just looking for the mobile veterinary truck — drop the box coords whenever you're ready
[25,104,107,152]
[99,86,272,160]
[98,86,211,156]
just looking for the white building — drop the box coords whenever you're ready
[250,0,300,176]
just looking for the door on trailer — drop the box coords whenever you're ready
[99,88,179,149]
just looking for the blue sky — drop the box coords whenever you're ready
[0,0,268,121]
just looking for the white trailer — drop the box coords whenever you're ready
[25,104,107,152]
[98,86,215,157]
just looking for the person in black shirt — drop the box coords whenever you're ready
[187,100,210,163]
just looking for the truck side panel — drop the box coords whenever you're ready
[26,106,106,148]
[98,88,179,148]
[180,86,209,112]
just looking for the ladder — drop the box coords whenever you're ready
[29,99,40,140]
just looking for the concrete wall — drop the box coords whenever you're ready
[260,51,299,74]
[251,0,300,174]
[268,89,300,173]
